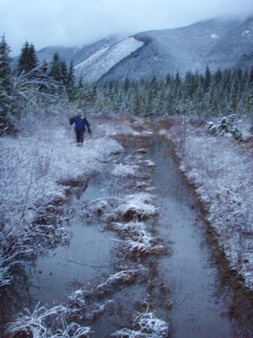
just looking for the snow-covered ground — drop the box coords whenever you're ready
[0,115,124,287]
[161,116,253,290]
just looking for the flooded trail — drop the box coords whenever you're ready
[1,128,249,337]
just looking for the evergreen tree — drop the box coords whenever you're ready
[60,60,68,85]
[66,60,76,101]
[203,65,211,92]
[0,35,13,132]
[49,53,63,82]
[0,35,12,85]
[48,53,70,97]
[17,42,38,76]
[214,68,222,84]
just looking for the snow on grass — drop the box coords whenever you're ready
[0,116,124,286]
[109,221,167,257]
[112,163,140,178]
[87,192,157,224]
[114,192,158,220]
[165,119,253,289]
[111,311,169,338]
[4,304,92,338]
[96,267,148,295]
[122,237,166,257]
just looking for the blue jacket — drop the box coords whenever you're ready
[69,116,91,133]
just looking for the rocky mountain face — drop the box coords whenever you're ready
[37,16,253,82]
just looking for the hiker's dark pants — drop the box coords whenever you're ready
[75,130,84,143]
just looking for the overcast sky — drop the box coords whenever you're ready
[1,0,253,56]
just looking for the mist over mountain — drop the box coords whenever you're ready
[37,16,253,82]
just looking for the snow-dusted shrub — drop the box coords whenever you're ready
[205,114,243,140]
[205,121,217,135]
[111,311,169,338]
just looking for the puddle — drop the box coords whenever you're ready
[25,176,118,308]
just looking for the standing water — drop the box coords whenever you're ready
[1,129,249,337]
[150,136,238,337]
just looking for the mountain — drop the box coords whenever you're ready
[101,17,253,81]
[37,17,253,82]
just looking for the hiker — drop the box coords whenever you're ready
[69,109,91,144]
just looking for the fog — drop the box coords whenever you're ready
[1,0,253,55]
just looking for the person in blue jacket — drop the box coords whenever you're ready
[69,109,91,144]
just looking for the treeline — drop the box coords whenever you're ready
[79,66,253,118]
[1,34,253,133]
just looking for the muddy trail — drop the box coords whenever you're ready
[1,124,253,337]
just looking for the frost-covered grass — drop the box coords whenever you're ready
[5,267,148,337]
[4,304,92,338]
[96,267,148,295]
[110,221,167,257]
[164,117,253,289]
[111,311,169,338]
[115,192,158,220]
[86,191,160,257]
[0,113,124,286]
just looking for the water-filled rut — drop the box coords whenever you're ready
[1,130,248,337]
[150,138,236,337]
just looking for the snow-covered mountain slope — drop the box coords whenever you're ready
[37,16,253,81]
[36,35,122,65]
[74,37,144,82]
[103,17,253,80]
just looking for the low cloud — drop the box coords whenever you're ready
[1,0,253,55]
